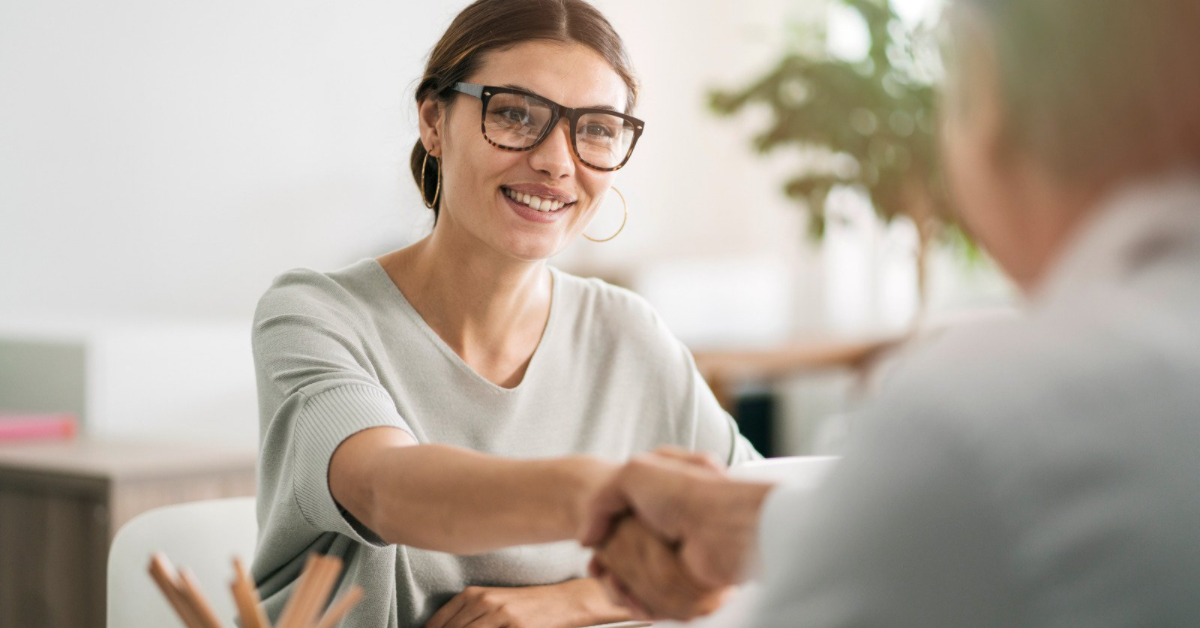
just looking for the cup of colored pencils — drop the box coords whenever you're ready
[148,552,363,628]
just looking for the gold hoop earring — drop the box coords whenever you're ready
[584,186,628,242]
[421,152,441,209]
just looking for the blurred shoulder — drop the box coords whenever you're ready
[882,314,1052,401]
[867,306,1139,439]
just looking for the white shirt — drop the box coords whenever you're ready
[753,172,1200,627]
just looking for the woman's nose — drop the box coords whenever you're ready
[528,119,575,179]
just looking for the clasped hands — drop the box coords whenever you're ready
[578,448,774,621]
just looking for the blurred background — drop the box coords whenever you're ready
[1,0,1021,624]
[0,0,1013,454]
[0,0,1018,453]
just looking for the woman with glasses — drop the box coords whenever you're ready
[249,1,760,627]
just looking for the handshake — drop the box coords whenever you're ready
[577,447,776,621]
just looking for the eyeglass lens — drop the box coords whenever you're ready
[484,92,636,169]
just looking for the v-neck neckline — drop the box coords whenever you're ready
[367,258,560,394]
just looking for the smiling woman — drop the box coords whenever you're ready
[247,1,760,627]
[410,37,639,262]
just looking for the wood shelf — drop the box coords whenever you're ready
[693,335,902,411]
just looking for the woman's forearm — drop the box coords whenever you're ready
[360,443,616,553]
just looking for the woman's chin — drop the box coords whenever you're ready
[497,232,570,262]
[506,242,565,263]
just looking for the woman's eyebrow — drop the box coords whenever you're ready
[498,83,620,111]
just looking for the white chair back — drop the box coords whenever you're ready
[107,497,257,628]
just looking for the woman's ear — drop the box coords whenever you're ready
[953,10,1011,172]
[418,97,445,158]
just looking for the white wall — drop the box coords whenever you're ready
[1,0,830,329]
[2,0,434,319]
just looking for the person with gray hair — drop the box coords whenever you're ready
[581,0,1200,625]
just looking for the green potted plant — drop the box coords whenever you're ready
[709,0,961,310]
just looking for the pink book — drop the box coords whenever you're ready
[0,413,78,441]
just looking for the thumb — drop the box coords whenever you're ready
[579,476,633,547]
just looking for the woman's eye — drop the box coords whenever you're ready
[585,124,615,138]
[497,108,531,125]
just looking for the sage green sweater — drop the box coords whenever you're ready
[249,258,760,628]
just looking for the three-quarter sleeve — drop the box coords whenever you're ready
[253,272,416,547]
[674,336,763,466]
[625,294,763,466]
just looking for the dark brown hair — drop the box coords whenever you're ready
[947,0,1200,184]
[410,0,639,218]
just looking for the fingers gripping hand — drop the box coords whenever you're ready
[579,451,724,549]
[583,450,771,590]
[591,516,731,621]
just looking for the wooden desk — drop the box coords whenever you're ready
[693,336,902,412]
[0,438,256,628]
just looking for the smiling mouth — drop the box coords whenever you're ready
[502,187,574,213]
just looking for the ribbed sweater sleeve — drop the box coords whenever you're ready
[292,383,410,545]
[253,270,416,547]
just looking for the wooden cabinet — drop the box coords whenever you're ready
[0,439,256,628]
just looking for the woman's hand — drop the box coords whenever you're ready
[590,515,733,621]
[581,444,770,596]
[424,578,632,628]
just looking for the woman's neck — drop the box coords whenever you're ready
[379,220,552,365]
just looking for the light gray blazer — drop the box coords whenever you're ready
[754,172,1200,628]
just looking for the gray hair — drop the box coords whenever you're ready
[944,0,1200,183]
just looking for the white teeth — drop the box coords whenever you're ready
[505,188,569,212]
